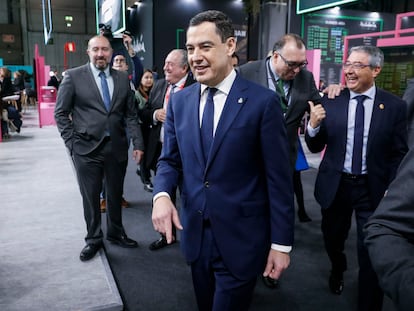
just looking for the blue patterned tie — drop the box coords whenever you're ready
[99,71,111,111]
[201,87,217,161]
[352,95,367,175]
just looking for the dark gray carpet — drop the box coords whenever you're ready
[0,107,396,310]
[0,107,122,311]
[105,160,397,311]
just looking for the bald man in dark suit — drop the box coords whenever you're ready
[55,35,144,262]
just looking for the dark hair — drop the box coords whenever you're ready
[139,69,154,99]
[188,10,234,43]
[272,33,306,53]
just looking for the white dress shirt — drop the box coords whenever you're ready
[307,85,376,175]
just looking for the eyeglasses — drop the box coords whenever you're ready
[277,53,308,69]
[114,58,126,63]
[342,62,371,70]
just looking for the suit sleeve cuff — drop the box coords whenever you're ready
[271,243,292,253]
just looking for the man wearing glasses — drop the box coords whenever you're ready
[305,45,407,311]
[238,33,321,223]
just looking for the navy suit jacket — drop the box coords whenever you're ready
[154,74,294,280]
[238,58,321,168]
[305,88,408,210]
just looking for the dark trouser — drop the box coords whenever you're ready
[191,224,257,311]
[72,139,127,245]
[321,175,383,311]
[293,170,305,212]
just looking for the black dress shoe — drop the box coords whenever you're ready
[107,235,138,248]
[149,236,175,251]
[329,271,344,295]
[298,210,312,222]
[262,275,279,289]
[79,243,102,262]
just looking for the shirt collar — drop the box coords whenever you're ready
[200,69,237,96]
[350,84,376,100]
[170,74,188,89]
[89,63,110,77]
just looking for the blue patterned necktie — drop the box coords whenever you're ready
[99,71,111,111]
[352,95,367,175]
[201,87,217,161]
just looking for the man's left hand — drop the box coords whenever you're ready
[263,249,290,281]
[132,150,144,164]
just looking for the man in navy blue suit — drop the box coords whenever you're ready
[305,45,408,311]
[151,10,294,311]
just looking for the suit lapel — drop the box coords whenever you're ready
[205,76,246,169]
[85,64,109,112]
[110,69,120,112]
[367,88,385,154]
[187,84,205,168]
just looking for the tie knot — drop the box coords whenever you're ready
[99,71,106,78]
[207,87,218,98]
[354,95,367,105]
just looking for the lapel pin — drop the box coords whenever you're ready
[238,98,244,104]
[379,103,384,110]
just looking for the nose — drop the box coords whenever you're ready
[191,48,203,62]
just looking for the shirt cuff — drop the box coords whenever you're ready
[306,123,320,137]
[152,110,158,125]
[153,192,170,203]
[271,243,292,253]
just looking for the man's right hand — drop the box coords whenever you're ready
[308,101,326,129]
[152,196,183,243]
[155,108,167,123]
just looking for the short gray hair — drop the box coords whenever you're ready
[349,45,384,67]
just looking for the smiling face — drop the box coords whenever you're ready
[163,50,188,84]
[87,36,113,71]
[344,51,381,93]
[186,21,235,86]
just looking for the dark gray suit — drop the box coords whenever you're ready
[55,63,143,244]
[403,78,414,146]
[365,147,414,311]
[140,75,195,170]
[238,58,321,168]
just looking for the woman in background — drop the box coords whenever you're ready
[135,69,154,192]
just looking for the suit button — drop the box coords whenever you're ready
[204,181,209,188]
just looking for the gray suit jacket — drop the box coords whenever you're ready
[238,58,321,168]
[403,78,414,146]
[365,146,414,311]
[55,63,143,161]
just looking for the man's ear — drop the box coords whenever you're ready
[226,37,236,56]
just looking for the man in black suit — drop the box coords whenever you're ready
[306,45,408,311]
[140,48,195,250]
[55,35,144,262]
[238,33,320,222]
